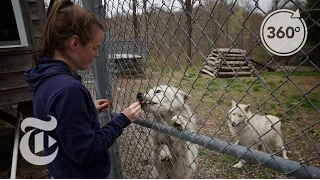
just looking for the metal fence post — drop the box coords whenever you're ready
[82,0,122,178]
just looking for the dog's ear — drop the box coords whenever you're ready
[231,100,236,107]
[244,104,250,112]
[178,90,191,101]
[183,94,191,101]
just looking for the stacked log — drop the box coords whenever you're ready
[201,48,257,78]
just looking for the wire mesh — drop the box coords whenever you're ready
[78,0,320,178]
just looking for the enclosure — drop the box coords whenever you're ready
[74,0,320,179]
[1,0,320,178]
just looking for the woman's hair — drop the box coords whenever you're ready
[36,0,105,64]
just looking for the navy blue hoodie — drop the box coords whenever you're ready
[25,58,131,178]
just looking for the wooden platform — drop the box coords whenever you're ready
[201,48,257,78]
[109,54,146,78]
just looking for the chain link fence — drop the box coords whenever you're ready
[76,0,320,178]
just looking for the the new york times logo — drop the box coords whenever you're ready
[19,116,59,165]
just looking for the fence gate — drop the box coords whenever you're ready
[76,0,320,178]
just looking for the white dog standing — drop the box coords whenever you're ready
[227,100,288,168]
[137,85,198,178]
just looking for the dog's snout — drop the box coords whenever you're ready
[137,92,145,103]
[231,122,236,127]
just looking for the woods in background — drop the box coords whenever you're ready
[106,0,319,69]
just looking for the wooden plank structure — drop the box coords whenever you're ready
[0,1,49,178]
[201,48,257,78]
[111,54,146,78]
[0,0,46,125]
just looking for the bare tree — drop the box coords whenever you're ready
[225,0,239,47]
[132,0,139,39]
[240,0,253,49]
[177,0,197,64]
[143,0,151,38]
[268,0,286,12]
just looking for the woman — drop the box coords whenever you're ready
[25,0,141,178]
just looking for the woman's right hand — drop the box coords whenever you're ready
[122,101,141,123]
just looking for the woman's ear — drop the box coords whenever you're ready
[69,35,80,50]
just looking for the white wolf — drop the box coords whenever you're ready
[137,85,198,179]
[227,100,288,168]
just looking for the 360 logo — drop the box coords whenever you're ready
[19,116,59,165]
[260,9,308,56]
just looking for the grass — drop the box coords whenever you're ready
[252,85,261,92]
[199,148,211,157]
[301,92,320,110]
[262,71,320,77]
[280,92,320,112]
[309,130,320,141]
[275,112,284,118]
[170,69,320,119]
[207,81,221,92]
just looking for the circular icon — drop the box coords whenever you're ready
[260,9,308,56]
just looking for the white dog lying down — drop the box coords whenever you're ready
[137,85,198,178]
[227,100,288,168]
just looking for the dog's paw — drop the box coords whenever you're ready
[160,156,172,162]
[158,153,172,163]
[232,161,244,168]
[173,123,183,130]
[159,145,172,163]
[171,116,185,130]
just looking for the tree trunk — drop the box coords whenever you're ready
[133,0,139,39]
[143,0,148,34]
[185,0,192,64]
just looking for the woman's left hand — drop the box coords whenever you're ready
[95,99,110,113]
